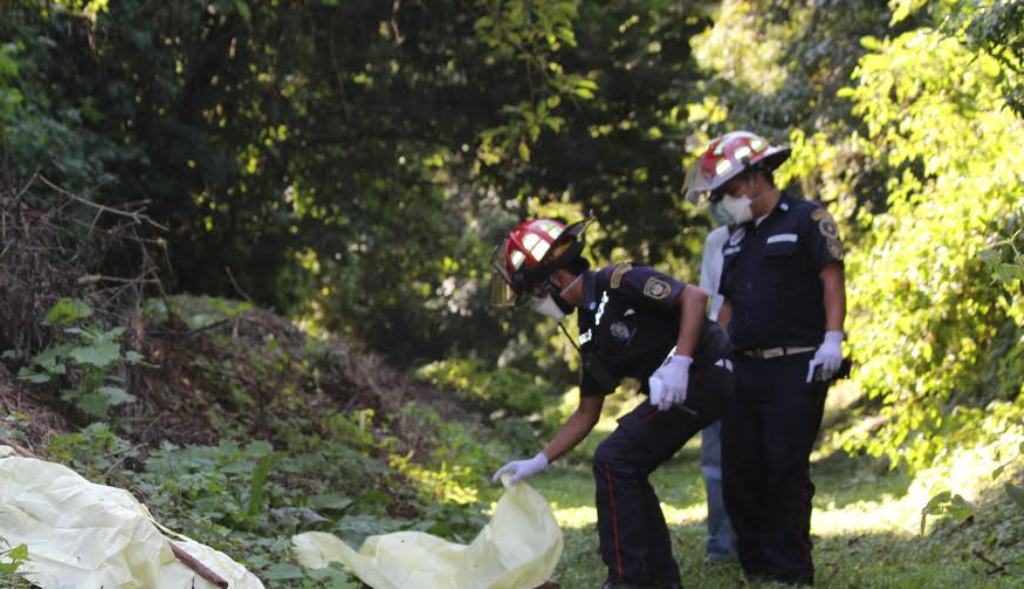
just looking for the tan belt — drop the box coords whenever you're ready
[741,346,816,360]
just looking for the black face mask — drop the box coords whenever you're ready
[546,279,577,316]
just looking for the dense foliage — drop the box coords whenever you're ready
[1,3,1022,585]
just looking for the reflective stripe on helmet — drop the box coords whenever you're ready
[684,130,791,202]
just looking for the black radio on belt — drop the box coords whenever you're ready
[813,357,853,383]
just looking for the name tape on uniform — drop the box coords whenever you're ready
[766,233,798,244]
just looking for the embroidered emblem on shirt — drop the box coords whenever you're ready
[642,278,671,300]
[810,208,827,221]
[728,227,746,246]
[610,263,632,289]
[766,233,798,244]
[609,321,633,343]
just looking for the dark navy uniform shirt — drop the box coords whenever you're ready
[577,264,732,398]
[719,192,845,350]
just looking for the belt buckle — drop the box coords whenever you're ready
[762,347,785,359]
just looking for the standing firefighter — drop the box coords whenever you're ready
[685,131,847,585]
[490,218,734,589]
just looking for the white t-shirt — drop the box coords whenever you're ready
[699,225,730,321]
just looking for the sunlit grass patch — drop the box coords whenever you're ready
[533,427,1024,588]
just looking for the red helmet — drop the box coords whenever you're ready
[684,131,790,202]
[491,218,589,305]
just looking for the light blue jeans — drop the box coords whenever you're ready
[701,419,738,561]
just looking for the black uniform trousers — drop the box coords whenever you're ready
[593,364,734,586]
[721,353,828,585]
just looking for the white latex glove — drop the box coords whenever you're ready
[806,330,844,383]
[492,452,549,484]
[649,354,693,411]
[648,375,667,410]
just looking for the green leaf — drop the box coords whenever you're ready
[947,494,975,521]
[31,344,72,374]
[45,298,93,325]
[76,392,111,417]
[1006,484,1024,511]
[307,567,355,586]
[246,451,282,518]
[993,263,1020,284]
[308,492,355,512]
[6,543,28,561]
[95,326,127,343]
[263,563,304,580]
[69,342,121,367]
[234,0,251,23]
[517,141,530,162]
[97,386,136,406]
[17,369,51,384]
[572,87,595,99]
[920,491,951,535]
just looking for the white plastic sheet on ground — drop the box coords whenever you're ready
[0,445,265,589]
[292,477,563,589]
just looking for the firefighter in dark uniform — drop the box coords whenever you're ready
[490,218,734,589]
[685,131,847,585]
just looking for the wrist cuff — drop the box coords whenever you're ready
[824,330,844,344]
[534,452,549,467]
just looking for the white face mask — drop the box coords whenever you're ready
[720,194,753,224]
[531,294,567,321]
[709,200,735,226]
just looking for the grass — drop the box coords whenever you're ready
[519,392,1024,589]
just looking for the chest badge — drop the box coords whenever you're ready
[580,329,593,344]
[643,277,671,300]
[609,321,633,344]
[728,227,746,246]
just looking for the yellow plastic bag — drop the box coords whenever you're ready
[0,446,264,589]
[292,477,563,589]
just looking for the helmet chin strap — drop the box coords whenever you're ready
[547,273,584,353]
[559,273,583,298]
[557,320,582,355]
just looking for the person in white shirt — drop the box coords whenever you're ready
[697,207,739,563]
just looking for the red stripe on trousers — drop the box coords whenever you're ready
[602,465,624,579]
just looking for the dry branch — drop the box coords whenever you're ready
[168,543,230,588]
[0,435,35,458]
[0,173,167,354]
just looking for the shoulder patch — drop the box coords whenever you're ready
[818,217,839,240]
[827,237,845,261]
[610,263,632,289]
[812,207,840,239]
[642,277,671,300]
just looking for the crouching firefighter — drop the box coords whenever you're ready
[490,218,735,589]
